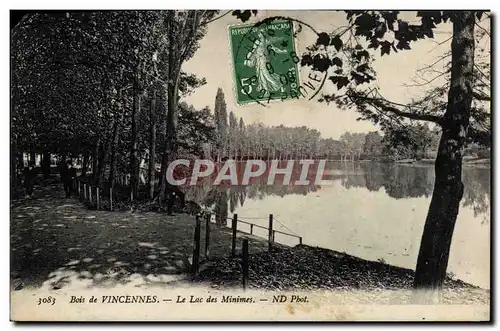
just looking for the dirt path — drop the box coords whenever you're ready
[10,182,269,291]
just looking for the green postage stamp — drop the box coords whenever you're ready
[229,20,301,104]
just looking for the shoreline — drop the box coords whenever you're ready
[193,244,489,304]
[328,158,490,167]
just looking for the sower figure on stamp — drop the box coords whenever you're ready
[61,160,76,198]
[23,161,36,199]
[243,31,287,98]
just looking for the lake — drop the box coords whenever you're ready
[186,161,491,289]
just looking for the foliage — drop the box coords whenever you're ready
[177,102,216,156]
[363,131,383,159]
[11,11,216,186]
[214,88,229,154]
[231,10,258,23]
[300,11,490,150]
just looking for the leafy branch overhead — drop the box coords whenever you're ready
[11,11,217,159]
[302,11,447,93]
[230,10,490,152]
[231,10,258,23]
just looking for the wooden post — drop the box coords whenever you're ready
[205,213,211,260]
[110,187,113,211]
[242,238,249,290]
[268,214,273,252]
[89,185,92,204]
[130,188,133,202]
[250,224,254,235]
[83,184,87,201]
[299,237,303,245]
[232,214,238,257]
[273,230,276,242]
[96,187,100,210]
[192,214,201,278]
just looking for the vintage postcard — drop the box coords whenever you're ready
[10,9,491,322]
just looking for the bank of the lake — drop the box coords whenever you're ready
[392,157,491,166]
[194,244,490,305]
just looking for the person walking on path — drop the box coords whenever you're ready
[60,160,76,198]
[23,161,36,199]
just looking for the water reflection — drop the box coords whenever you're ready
[186,161,490,224]
[341,162,490,222]
[188,183,321,227]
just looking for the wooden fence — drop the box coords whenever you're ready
[190,211,303,290]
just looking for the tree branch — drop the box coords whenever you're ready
[472,91,491,101]
[203,10,231,25]
[179,11,204,63]
[351,94,443,124]
[405,70,449,87]
[475,21,490,37]
[416,52,451,74]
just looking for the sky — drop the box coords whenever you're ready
[184,10,454,139]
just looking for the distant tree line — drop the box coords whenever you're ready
[209,89,489,162]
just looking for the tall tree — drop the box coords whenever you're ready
[298,10,488,298]
[363,131,383,159]
[214,87,229,159]
[413,11,476,295]
[228,111,238,159]
[148,90,157,199]
[158,10,218,204]
[238,117,246,159]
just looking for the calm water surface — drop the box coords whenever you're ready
[186,161,490,289]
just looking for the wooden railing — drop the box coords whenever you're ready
[190,212,304,290]
[192,209,302,268]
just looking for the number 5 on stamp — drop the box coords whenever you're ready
[229,20,300,105]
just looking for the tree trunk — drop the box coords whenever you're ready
[109,71,124,190]
[11,140,18,193]
[41,150,51,180]
[148,91,157,199]
[215,189,229,227]
[95,145,104,186]
[109,115,122,190]
[413,12,475,300]
[160,11,181,205]
[29,152,36,165]
[18,150,24,172]
[130,70,142,200]
[160,73,180,203]
[92,139,99,179]
[81,150,90,177]
[96,131,112,187]
[158,95,168,192]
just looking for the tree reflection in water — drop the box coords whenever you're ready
[340,162,490,224]
[183,161,490,225]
